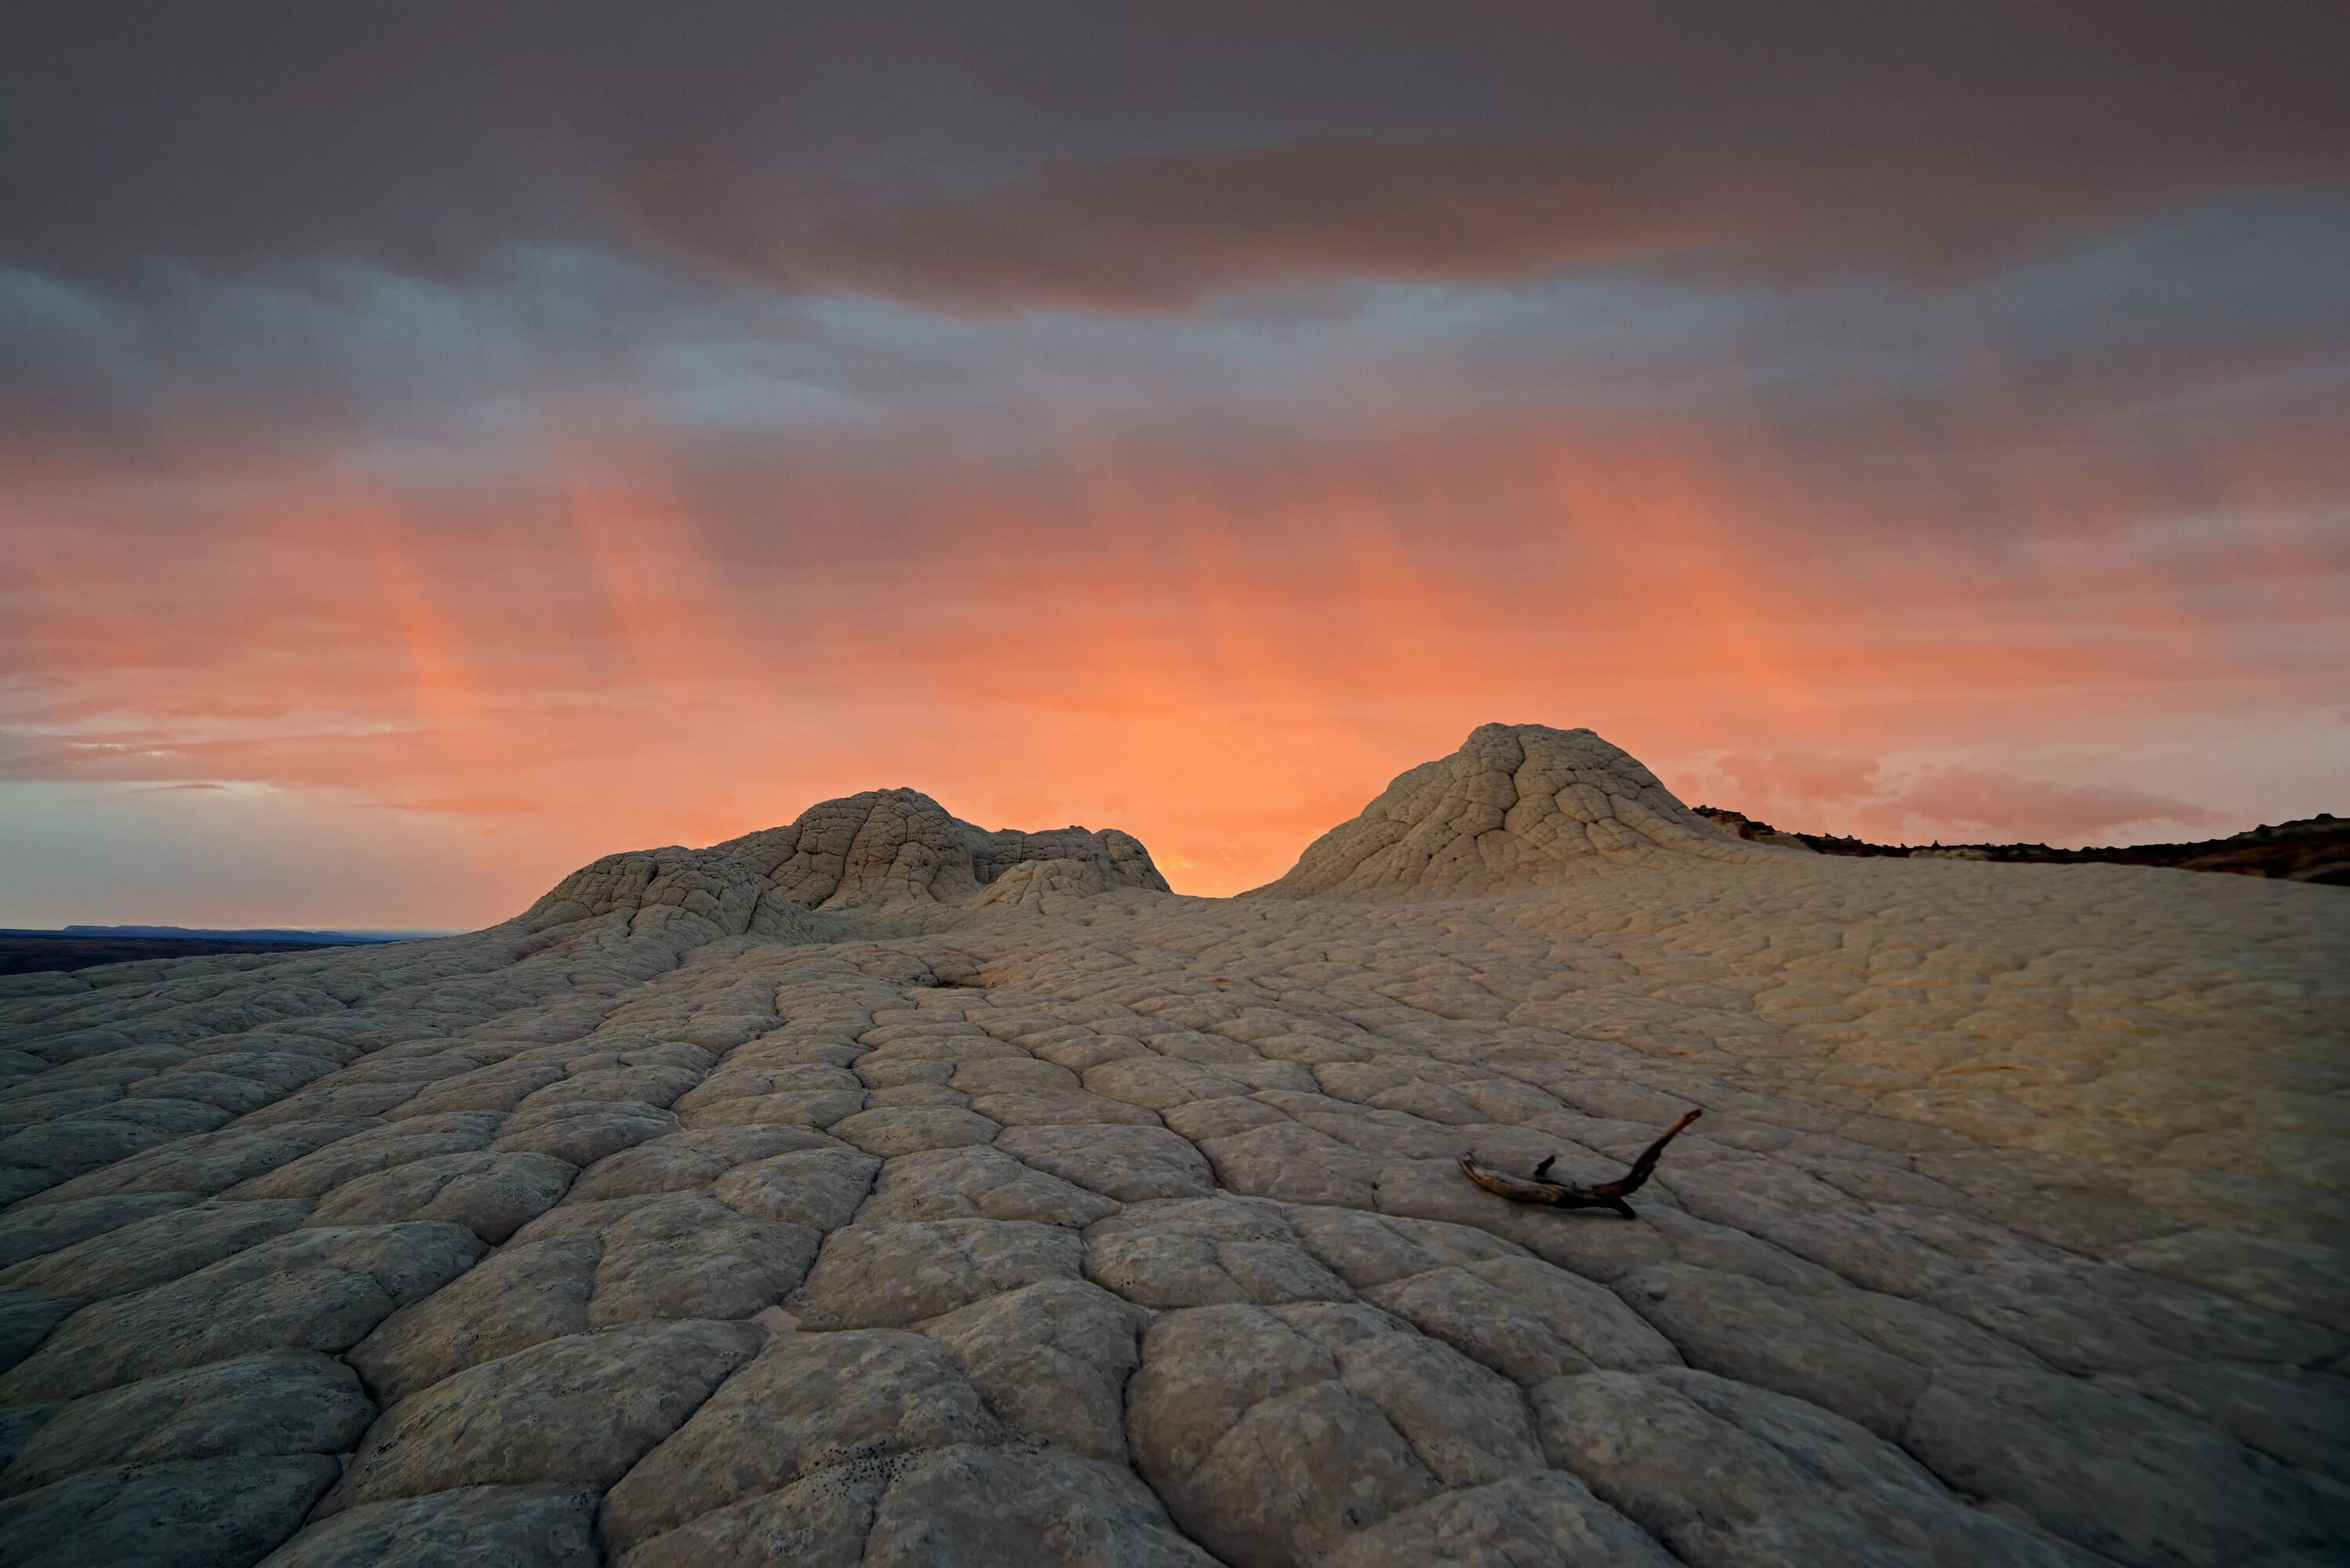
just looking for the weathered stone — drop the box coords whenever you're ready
[0,1349,371,1497]
[0,1193,193,1270]
[861,1444,1220,1566]
[1085,1198,1352,1310]
[347,1237,598,1403]
[0,1289,81,1375]
[996,1123,1214,1201]
[306,1151,575,1244]
[787,1218,1083,1328]
[222,1118,501,1201]
[710,1145,880,1230]
[1125,1301,1546,1565]
[1615,1261,1925,1436]
[492,1103,678,1165]
[1318,1472,1679,1568]
[258,1483,600,1566]
[1285,1205,1525,1289]
[324,1319,761,1512]
[856,1145,1119,1227]
[1537,1367,2104,1568]
[920,1279,1146,1461]
[0,1224,483,1402]
[0,1198,311,1300]
[600,1328,999,1555]
[826,1106,1002,1157]
[2120,1358,2350,1482]
[5,724,2344,1564]
[1201,1119,1388,1208]
[1369,1254,1680,1389]
[588,1194,818,1325]
[0,1455,338,1568]
[1907,1364,2330,1566]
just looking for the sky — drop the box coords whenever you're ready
[3,2,2348,928]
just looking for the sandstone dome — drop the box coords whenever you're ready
[522,786,1169,939]
[1250,722,1773,898]
[710,788,1167,910]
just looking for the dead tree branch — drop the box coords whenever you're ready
[1458,1108,1701,1219]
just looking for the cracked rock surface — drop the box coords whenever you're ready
[0,724,2344,1566]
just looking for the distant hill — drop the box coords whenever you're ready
[51,923,431,944]
[1693,808,2350,885]
[0,926,447,978]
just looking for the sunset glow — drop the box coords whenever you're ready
[4,5,2346,927]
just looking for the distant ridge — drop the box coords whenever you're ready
[1696,807,2350,885]
[0,927,441,979]
[49,924,435,944]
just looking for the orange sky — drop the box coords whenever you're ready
[5,7,2347,928]
[6,400,2342,929]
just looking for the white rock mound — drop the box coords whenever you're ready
[526,788,1169,937]
[1249,722,1773,898]
[520,847,825,941]
[714,788,1167,909]
[964,857,1110,910]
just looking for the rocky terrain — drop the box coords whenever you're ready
[1696,808,2350,886]
[0,937,358,981]
[0,722,2342,1567]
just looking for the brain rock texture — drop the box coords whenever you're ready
[0,724,2343,1567]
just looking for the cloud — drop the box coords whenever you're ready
[1716,751,1882,807]
[3,3,2346,923]
[5,2,2346,308]
[1703,751,2239,844]
[631,134,2350,314]
[1882,766,2227,843]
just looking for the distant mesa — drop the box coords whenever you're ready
[53,923,414,944]
[1698,806,2350,885]
[1246,721,1772,898]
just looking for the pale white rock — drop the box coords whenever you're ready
[345,1237,597,1404]
[2,721,2345,1566]
[1247,722,1773,898]
[0,1223,483,1403]
[598,1327,1000,1555]
[786,1218,1084,1328]
[919,1278,1147,1462]
[323,1318,761,1513]
[995,1122,1215,1201]
[856,1144,1119,1227]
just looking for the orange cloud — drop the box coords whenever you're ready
[2,399,2342,925]
[1877,767,2226,843]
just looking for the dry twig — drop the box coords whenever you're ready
[1457,1108,1702,1219]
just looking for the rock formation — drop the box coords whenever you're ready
[0,724,2343,1566]
[1248,722,1772,898]
[710,787,1168,910]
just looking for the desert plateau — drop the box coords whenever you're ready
[0,724,2341,1567]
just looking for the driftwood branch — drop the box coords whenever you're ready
[1458,1108,1701,1219]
